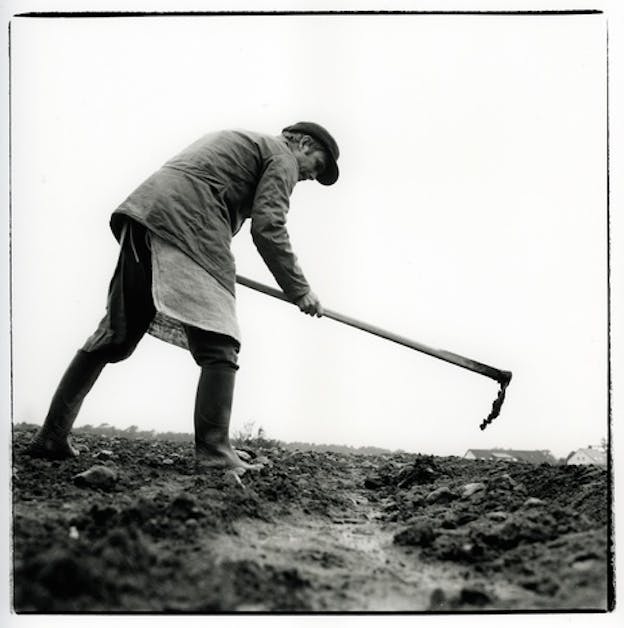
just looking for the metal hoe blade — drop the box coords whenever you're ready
[480,371,513,431]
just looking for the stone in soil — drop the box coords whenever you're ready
[523,497,547,508]
[73,465,118,490]
[461,482,486,498]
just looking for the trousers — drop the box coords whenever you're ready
[81,219,240,370]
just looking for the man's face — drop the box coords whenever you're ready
[294,141,328,182]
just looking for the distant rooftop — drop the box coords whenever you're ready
[566,448,607,466]
[464,448,557,464]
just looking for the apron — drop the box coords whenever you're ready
[147,233,241,350]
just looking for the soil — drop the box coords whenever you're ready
[12,425,610,612]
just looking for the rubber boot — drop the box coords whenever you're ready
[27,350,107,459]
[193,366,260,471]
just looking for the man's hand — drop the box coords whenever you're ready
[295,290,324,317]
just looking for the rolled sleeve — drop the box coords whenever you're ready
[250,154,311,301]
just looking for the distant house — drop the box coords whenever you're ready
[565,447,607,467]
[463,448,557,465]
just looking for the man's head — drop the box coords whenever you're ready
[281,122,339,185]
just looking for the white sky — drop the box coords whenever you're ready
[9,12,609,459]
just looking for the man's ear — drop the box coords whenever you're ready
[299,135,314,152]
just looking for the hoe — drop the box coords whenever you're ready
[236,275,512,430]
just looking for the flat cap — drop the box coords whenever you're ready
[282,121,340,185]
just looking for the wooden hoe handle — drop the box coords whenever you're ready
[236,274,512,430]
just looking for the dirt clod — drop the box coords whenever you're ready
[394,522,437,547]
[458,586,493,606]
[425,486,458,504]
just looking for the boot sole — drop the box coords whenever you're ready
[25,441,80,461]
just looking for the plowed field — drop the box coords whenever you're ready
[12,425,610,612]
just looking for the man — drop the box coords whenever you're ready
[27,122,340,472]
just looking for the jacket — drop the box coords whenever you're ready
[110,129,311,302]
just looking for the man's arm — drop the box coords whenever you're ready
[250,154,319,311]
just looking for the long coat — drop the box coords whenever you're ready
[110,130,311,302]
